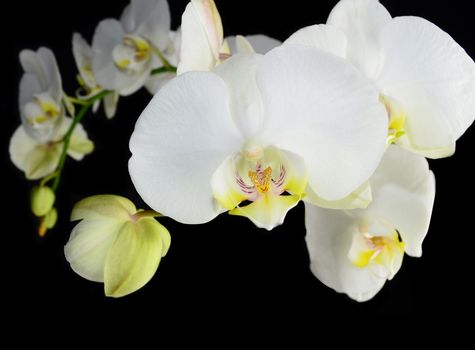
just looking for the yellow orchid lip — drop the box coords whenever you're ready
[212,145,307,230]
[348,225,405,277]
[379,94,406,145]
[112,35,152,74]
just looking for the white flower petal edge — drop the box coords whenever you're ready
[327,0,391,79]
[226,34,281,55]
[305,145,435,301]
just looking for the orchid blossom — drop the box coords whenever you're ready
[9,48,93,180]
[72,33,119,118]
[92,0,171,96]
[305,145,435,302]
[286,0,475,158]
[129,45,387,230]
[65,195,170,297]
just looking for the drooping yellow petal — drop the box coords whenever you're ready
[230,194,301,231]
[104,218,169,297]
[71,195,137,222]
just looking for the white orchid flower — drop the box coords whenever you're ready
[72,33,119,119]
[129,46,387,230]
[18,47,64,144]
[286,0,475,158]
[92,0,171,96]
[145,28,181,94]
[64,195,170,298]
[305,145,435,302]
[9,117,93,180]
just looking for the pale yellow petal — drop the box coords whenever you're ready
[230,194,300,231]
[71,195,137,222]
[104,218,167,297]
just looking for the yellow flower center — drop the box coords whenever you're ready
[248,166,272,193]
[379,94,406,144]
[113,35,152,74]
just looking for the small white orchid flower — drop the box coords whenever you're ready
[144,28,182,94]
[286,0,475,158]
[64,195,171,298]
[129,46,387,230]
[9,117,93,180]
[18,47,64,144]
[92,0,171,96]
[72,33,119,119]
[305,145,435,302]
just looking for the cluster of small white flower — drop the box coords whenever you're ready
[10,0,475,301]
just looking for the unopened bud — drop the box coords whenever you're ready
[31,186,55,217]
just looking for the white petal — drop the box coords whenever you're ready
[103,92,119,119]
[244,34,281,54]
[19,47,62,103]
[68,123,94,160]
[305,203,386,302]
[144,72,175,94]
[284,24,347,58]
[72,33,96,88]
[129,72,243,224]
[213,53,263,137]
[257,45,387,200]
[177,0,219,74]
[377,17,475,156]
[130,0,171,50]
[234,35,255,54]
[327,0,391,79]
[305,181,372,209]
[9,125,39,173]
[368,145,435,257]
[65,218,122,282]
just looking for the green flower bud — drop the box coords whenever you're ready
[31,186,55,217]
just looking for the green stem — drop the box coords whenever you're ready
[151,65,177,75]
[51,90,111,192]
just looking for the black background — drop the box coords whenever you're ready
[3,0,475,317]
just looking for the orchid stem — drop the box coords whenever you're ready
[51,90,111,192]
